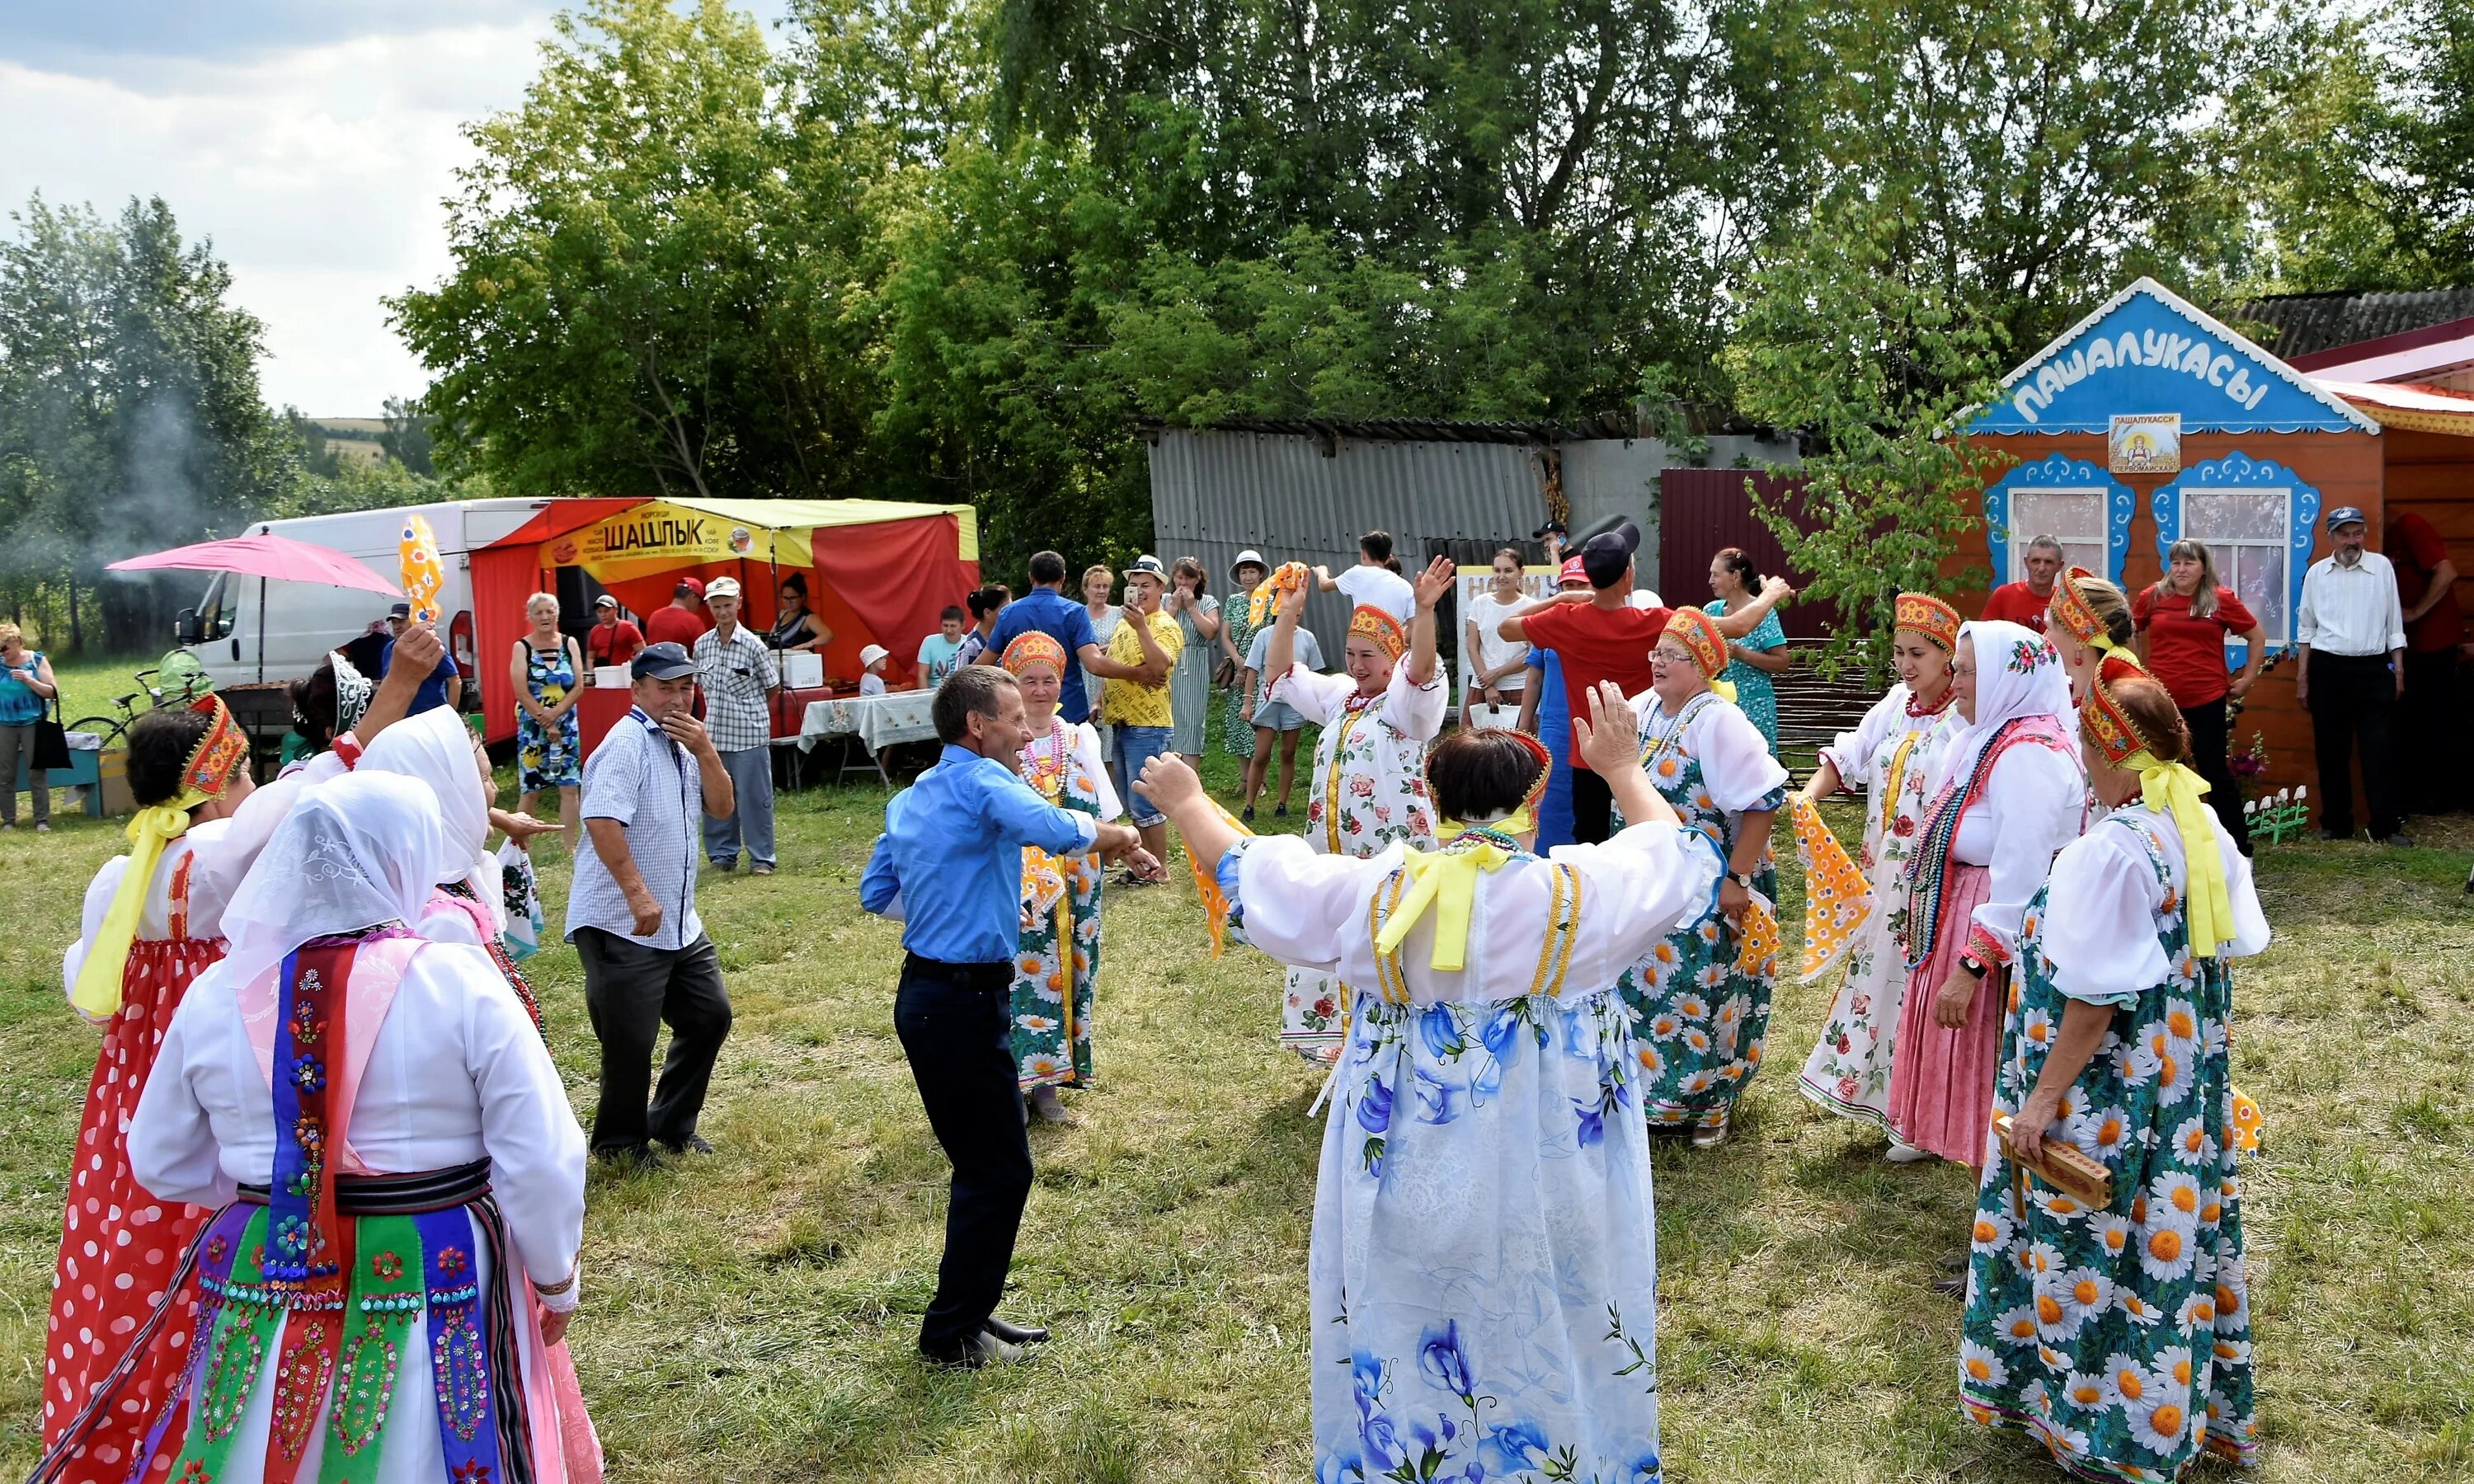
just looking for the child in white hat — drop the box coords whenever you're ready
[858,643,892,695]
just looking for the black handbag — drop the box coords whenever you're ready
[30,696,72,773]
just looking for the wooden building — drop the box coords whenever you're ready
[1960,278,2385,804]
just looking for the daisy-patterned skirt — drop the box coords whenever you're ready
[1959,876,2255,1481]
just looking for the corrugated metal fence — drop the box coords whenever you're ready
[1146,426,1798,664]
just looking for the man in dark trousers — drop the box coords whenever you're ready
[566,642,738,1166]
[860,665,1151,1368]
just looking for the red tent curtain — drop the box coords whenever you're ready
[472,543,548,740]
[810,515,980,685]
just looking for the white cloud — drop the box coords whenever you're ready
[0,21,557,415]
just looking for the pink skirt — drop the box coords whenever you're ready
[1885,862,2002,1167]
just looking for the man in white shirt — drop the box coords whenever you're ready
[1315,529,1416,622]
[2296,506,2411,845]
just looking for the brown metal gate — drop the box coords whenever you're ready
[1656,468,1829,641]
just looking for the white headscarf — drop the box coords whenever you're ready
[219,772,461,996]
[1929,619,2075,798]
[356,707,500,920]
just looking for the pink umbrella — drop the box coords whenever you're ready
[107,533,402,596]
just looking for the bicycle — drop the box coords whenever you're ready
[66,666,214,750]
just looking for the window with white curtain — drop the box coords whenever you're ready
[2180,489,2290,644]
[2007,490,2108,582]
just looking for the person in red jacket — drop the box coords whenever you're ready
[1979,533,2065,632]
[2133,538,2265,852]
[2388,510,2463,815]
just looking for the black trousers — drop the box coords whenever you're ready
[2307,652,2401,838]
[574,928,734,1155]
[1569,766,1615,844]
[894,954,1034,1349]
[2177,697,2251,855]
[2400,648,2461,815]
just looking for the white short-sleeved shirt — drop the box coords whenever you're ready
[568,708,705,950]
[1336,565,1416,622]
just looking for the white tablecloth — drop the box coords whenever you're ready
[797,692,938,754]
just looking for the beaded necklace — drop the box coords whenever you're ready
[1444,825,1525,855]
[1021,716,1070,803]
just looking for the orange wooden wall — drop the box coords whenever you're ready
[1945,430,2386,812]
[2382,428,2474,621]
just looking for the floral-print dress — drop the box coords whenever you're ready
[1615,691,1788,1133]
[1221,600,1262,761]
[1797,683,1957,1129]
[1010,717,1120,1089]
[1267,656,1446,1064]
[1704,597,1790,751]
[1961,807,2269,1482]
[519,638,582,791]
[1221,821,1720,1484]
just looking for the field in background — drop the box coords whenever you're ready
[0,748,2468,1482]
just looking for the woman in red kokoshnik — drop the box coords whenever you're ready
[46,697,253,1481]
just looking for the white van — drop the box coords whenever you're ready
[178,498,553,696]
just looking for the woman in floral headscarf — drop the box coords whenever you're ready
[1617,606,1788,1148]
[1887,620,2086,1182]
[1795,593,1963,1153]
[1004,631,1123,1121]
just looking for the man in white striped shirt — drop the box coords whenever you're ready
[2296,506,2411,845]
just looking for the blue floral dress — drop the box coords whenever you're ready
[517,639,581,791]
[1223,824,1720,1484]
[1616,692,1787,1134]
[1703,598,1788,751]
[1960,810,2265,1482]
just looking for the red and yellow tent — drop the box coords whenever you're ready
[471,496,978,740]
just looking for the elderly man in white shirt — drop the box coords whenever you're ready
[2296,505,2411,845]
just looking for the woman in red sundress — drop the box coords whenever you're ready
[44,697,252,1481]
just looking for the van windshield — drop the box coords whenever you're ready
[197,572,228,638]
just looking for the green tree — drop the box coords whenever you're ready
[378,393,435,475]
[0,194,294,651]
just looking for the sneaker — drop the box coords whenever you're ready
[1274,804,1290,818]
[711,857,738,874]
[32,822,49,834]
[1,822,12,832]
[751,862,776,876]
[2380,832,2415,848]
[1689,1115,1730,1149]
[1028,1086,1070,1124]
[1884,1141,1934,1164]
[1241,805,1256,824]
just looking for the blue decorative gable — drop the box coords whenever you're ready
[1968,278,2380,435]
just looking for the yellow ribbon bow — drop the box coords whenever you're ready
[1710,676,1738,704]
[2132,752,2234,958]
[1374,839,1511,972]
[69,801,201,1021]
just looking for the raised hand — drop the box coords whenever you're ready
[1413,556,1457,611]
[1572,681,1642,777]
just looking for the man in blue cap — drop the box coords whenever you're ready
[2296,506,2411,845]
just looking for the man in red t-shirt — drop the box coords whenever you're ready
[1978,534,2065,632]
[642,577,713,650]
[2388,510,2463,814]
[1500,521,1791,842]
[586,594,647,670]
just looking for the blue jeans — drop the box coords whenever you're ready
[1114,725,1174,828]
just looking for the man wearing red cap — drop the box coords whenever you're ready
[643,576,713,650]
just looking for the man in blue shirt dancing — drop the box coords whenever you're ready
[862,665,1152,1368]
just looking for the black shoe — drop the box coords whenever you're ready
[656,1134,715,1156]
[2380,832,2415,848]
[2318,827,2350,842]
[595,1144,661,1172]
[920,1331,1024,1369]
[983,1316,1051,1345]
[1241,805,1256,823]
[1274,804,1290,818]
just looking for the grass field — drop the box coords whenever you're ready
[1,710,2470,1482]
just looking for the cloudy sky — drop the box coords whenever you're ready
[0,2,789,417]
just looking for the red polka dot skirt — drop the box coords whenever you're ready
[40,934,224,1482]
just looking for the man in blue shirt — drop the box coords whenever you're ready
[980,549,1146,724]
[861,665,1150,1369]
[379,601,462,715]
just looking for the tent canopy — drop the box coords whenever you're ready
[470,495,980,739]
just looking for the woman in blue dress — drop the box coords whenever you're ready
[1704,547,1792,752]
[1141,697,1717,1484]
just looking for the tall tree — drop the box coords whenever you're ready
[0,195,291,650]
